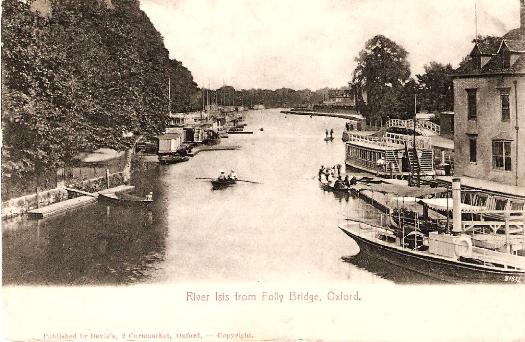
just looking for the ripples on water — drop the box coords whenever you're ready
[2,109,435,285]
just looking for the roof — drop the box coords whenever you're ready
[503,27,525,40]
[417,198,486,212]
[355,183,447,197]
[455,26,525,77]
[471,39,502,55]
[157,133,181,140]
[502,39,525,53]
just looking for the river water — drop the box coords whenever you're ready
[3,109,434,285]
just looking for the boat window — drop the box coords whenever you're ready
[494,198,508,211]
[475,195,487,207]
[510,201,524,211]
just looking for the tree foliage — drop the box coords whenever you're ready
[1,0,200,178]
[351,35,411,120]
[416,62,454,113]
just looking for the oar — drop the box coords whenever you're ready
[236,179,261,184]
[195,177,215,180]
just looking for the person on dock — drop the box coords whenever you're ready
[345,122,350,131]
[218,170,227,180]
[228,169,238,180]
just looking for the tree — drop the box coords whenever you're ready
[351,35,411,121]
[416,62,454,113]
[1,0,200,181]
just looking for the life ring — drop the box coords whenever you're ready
[454,236,473,257]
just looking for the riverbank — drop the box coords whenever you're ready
[1,145,136,220]
[280,109,365,121]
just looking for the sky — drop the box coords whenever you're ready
[140,0,520,90]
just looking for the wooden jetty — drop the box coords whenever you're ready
[28,185,134,219]
[187,145,240,157]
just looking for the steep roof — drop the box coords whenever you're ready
[455,27,525,77]
[472,38,502,55]
[502,39,525,52]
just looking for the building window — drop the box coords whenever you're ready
[468,135,477,163]
[492,140,512,171]
[500,89,510,122]
[502,50,511,69]
[466,89,477,120]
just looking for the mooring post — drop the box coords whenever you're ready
[105,169,110,189]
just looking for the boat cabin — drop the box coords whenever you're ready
[345,132,435,178]
[156,132,182,155]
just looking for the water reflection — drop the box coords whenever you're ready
[3,109,408,285]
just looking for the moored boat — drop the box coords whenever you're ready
[158,154,190,164]
[339,178,525,283]
[98,192,154,206]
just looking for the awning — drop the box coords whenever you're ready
[417,198,486,212]
[357,183,448,198]
[73,148,125,163]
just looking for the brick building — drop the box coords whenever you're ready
[452,0,525,187]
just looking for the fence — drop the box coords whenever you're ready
[2,152,128,202]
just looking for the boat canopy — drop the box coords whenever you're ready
[356,183,448,198]
[417,198,486,212]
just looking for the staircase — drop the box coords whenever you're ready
[384,150,402,174]
[407,149,434,176]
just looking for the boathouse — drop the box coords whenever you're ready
[453,0,525,187]
[157,132,182,154]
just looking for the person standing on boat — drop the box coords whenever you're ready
[325,129,329,138]
[218,170,227,180]
[228,169,237,180]
[344,175,351,188]
[330,129,334,139]
[327,170,335,187]
[334,176,344,189]
[318,165,325,181]
[336,164,342,177]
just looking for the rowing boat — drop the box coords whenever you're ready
[158,154,190,164]
[98,192,153,206]
[211,178,237,189]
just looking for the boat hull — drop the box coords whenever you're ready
[158,155,190,164]
[211,179,237,189]
[98,193,153,207]
[340,227,525,284]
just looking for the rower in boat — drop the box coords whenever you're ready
[218,170,227,180]
[228,169,238,180]
[327,170,335,187]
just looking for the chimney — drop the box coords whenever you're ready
[452,178,462,234]
[522,0,525,30]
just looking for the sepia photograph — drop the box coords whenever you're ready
[2,0,525,341]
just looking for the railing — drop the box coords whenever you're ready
[384,132,432,150]
[347,133,432,151]
[386,119,440,136]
